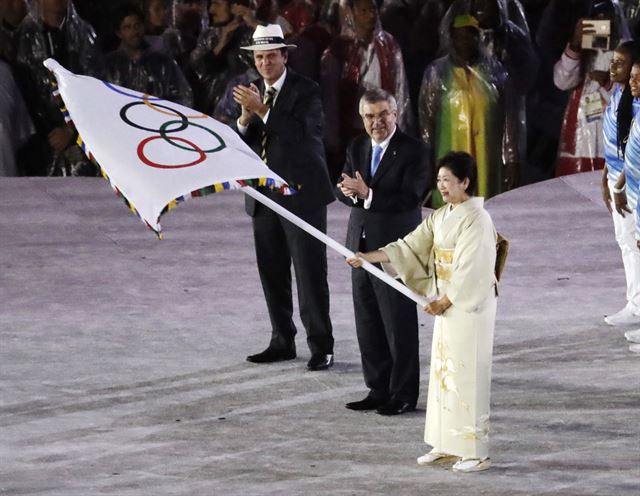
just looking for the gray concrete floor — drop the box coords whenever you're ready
[0,172,638,495]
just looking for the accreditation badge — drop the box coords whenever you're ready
[583,92,605,123]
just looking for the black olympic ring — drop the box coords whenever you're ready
[120,101,189,133]
[159,120,225,153]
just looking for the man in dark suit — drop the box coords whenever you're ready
[338,88,431,414]
[232,24,335,371]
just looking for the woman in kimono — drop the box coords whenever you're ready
[347,151,498,472]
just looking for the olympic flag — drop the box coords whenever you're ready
[43,58,295,237]
[43,59,429,306]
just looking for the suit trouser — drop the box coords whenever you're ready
[609,180,640,313]
[252,203,334,356]
[352,254,419,404]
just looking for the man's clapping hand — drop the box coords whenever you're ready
[339,171,369,199]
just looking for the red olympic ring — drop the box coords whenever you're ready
[137,135,206,169]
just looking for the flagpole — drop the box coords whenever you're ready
[241,186,429,307]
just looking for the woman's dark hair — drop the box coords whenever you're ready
[437,151,477,195]
[617,45,640,157]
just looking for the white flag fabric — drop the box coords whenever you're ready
[43,58,294,237]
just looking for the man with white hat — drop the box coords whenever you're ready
[232,24,336,371]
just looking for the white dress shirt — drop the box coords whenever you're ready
[237,68,287,135]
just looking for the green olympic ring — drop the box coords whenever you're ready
[159,120,226,153]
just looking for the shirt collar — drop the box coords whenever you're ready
[265,68,287,94]
[370,125,397,152]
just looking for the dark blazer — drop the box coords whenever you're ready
[337,128,432,251]
[237,68,335,216]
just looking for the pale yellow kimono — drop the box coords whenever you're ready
[382,197,497,459]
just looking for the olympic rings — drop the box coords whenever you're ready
[116,94,227,170]
[120,101,190,133]
[103,81,163,101]
[159,120,225,153]
[137,135,206,169]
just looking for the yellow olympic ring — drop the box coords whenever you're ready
[142,95,208,119]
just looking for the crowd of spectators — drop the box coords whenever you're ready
[2,0,640,193]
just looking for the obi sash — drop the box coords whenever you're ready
[434,247,454,282]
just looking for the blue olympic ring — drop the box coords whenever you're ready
[103,81,163,101]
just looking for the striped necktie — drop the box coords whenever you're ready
[261,87,277,163]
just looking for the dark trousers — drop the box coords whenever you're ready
[352,247,419,404]
[252,203,334,356]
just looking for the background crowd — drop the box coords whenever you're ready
[2,0,640,192]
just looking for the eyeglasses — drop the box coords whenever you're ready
[362,110,393,123]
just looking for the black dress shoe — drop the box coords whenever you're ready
[345,395,389,411]
[376,399,416,416]
[306,353,334,371]
[246,346,296,363]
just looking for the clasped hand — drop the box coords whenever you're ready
[232,83,267,124]
[423,296,451,316]
[339,172,369,200]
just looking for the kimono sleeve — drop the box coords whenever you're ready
[381,214,436,297]
[446,209,497,312]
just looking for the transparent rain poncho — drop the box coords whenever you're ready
[189,18,254,115]
[16,0,105,175]
[147,0,209,63]
[419,56,508,202]
[0,60,35,176]
[419,5,511,203]
[320,2,413,179]
[438,0,537,176]
[105,48,193,107]
[16,0,104,129]
[553,0,631,176]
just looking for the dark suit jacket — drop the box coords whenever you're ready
[237,68,335,216]
[337,129,432,251]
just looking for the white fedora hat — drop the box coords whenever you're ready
[241,24,297,51]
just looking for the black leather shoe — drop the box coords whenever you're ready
[376,399,416,416]
[306,353,334,371]
[345,395,388,411]
[246,346,296,363]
